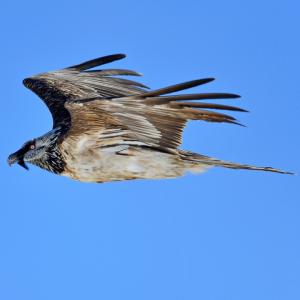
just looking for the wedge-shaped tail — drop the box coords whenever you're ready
[181,151,293,175]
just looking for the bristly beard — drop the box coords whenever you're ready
[31,144,66,174]
[30,128,67,174]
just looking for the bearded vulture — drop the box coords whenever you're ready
[7,54,292,182]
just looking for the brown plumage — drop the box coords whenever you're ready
[7,54,292,182]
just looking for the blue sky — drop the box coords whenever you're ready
[1,1,299,299]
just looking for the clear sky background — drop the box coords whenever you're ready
[1,1,299,299]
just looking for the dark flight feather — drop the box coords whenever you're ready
[86,69,142,76]
[144,93,241,105]
[66,53,126,71]
[133,78,215,98]
[169,102,247,112]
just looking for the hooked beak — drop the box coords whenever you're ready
[7,152,29,170]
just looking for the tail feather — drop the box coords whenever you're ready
[181,151,293,175]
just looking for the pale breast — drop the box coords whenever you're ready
[59,134,185,182]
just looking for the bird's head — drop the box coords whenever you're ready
[7,129,62,171]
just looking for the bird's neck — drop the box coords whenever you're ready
[33,144,66,174]
[33,128,66,174]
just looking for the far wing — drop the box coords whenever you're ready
[23,54,148,128]
[64,78,245,154]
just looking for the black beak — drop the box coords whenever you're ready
[7,152,29,170]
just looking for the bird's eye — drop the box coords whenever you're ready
[30,144,35,150]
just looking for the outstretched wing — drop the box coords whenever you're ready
[23,54,148,128]
[63,78,245,154]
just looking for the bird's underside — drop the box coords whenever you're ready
[8,54,292,182]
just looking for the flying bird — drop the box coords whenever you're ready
[7,54,292,182]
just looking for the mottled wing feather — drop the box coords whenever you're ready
[23,54,147,128]
[64,79,245,153]
[62,100,142,154]
[64,100,186,152]
[63,101,121,140]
